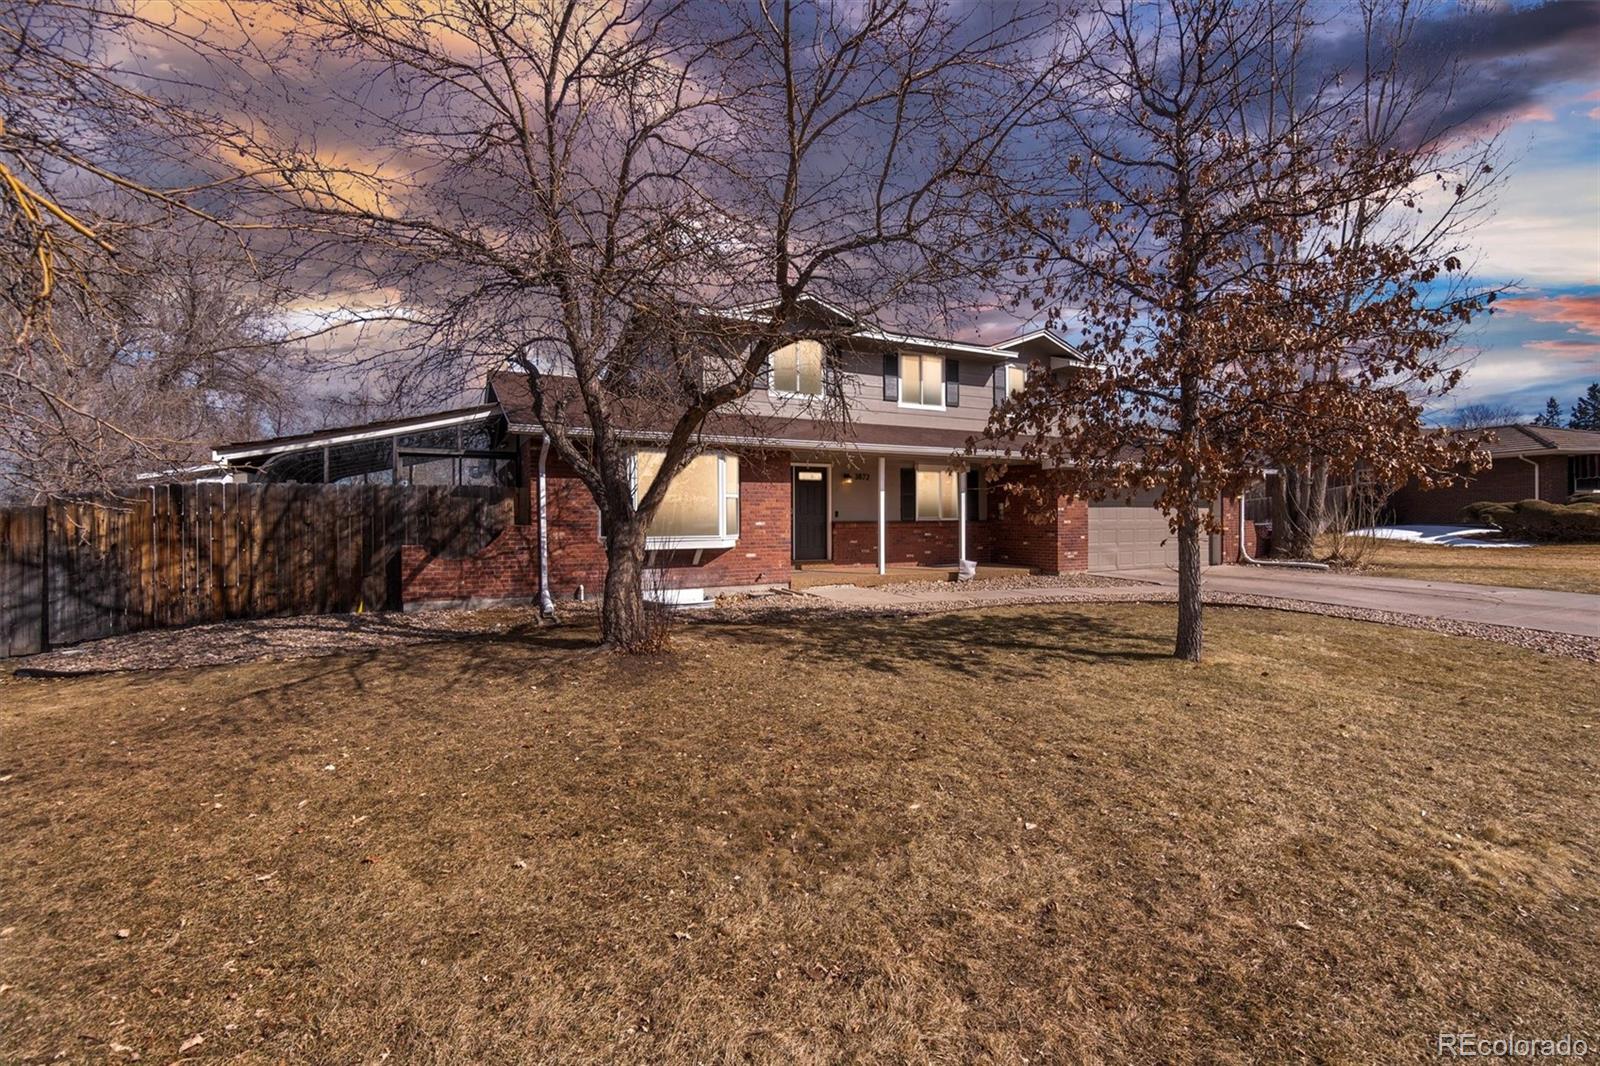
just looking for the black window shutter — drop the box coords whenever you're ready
[754,350,769,390]
[883,352,899,402]
[994,364,1008,408]
[945,358,960,406]
[900,467,916,521]
[965,469,980,520]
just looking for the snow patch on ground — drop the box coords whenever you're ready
[1350,525,1532,548]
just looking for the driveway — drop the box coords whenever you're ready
[1112,566,1600,639]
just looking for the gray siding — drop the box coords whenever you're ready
[746,345,1016,434]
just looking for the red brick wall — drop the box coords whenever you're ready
[985,469,1089,574]
[538,451,793,598]
[1386,455,1569,525]
[1217,496,1258,562]
[400,526,539,606]
[831,520,997,566]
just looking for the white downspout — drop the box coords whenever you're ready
[1517,455,1540,500]
[537,436,557,615]
[1239,495,1329,571]
[877,455,887,575]
[957,463,968,566]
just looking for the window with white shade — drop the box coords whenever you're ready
[633,449,741,546]
[915,465,959,520]
[1005,363,1027,396]
[769,340,825,397]
[899,352,944,408]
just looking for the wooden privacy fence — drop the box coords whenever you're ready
[0,483,515,658]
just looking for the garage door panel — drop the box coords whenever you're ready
[1088,490,1179,571]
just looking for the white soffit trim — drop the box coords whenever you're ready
[505,422,1021,459]
[213,406,499,463]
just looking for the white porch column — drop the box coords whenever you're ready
[957,463,968,565]
[877,455,887,575]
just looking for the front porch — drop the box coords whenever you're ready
[789,560,1035,590]
[788,454,1077,581]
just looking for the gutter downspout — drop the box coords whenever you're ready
[1517,454,1540,501]
[1238,495,1330,571]
[536,436,557,616]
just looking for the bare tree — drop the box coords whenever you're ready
[991,0,1490,660]
[0,1,278,497]
[222,0,1048,649]
[1,226,298,501]
[1446,401,1522,430]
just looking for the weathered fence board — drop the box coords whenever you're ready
[0,484,514,657]
[0,508,46,657]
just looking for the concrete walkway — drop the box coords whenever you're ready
[1113,566,1600,639]
[803,566,1600,638]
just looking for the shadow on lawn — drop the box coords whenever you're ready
[86,617,601,743]
[708,605,1174,680]
[41,603,1173,749]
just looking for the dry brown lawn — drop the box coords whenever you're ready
[1,604,1596,1064]
[1344,538,1600,594]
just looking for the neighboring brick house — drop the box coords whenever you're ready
[211,299,1257,607]
[1387,425,1600,525]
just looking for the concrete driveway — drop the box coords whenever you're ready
[1110,566,1600,639]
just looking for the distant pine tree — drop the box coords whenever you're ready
[1572,383,1600,431]
[1532,397,1564,427]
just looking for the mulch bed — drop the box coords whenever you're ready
[8,572,1595,678]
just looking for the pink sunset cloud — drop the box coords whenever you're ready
[1496,293,1600,335]
[1526,338,1600,360]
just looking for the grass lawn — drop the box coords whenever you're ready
[1345,539,1600,594]
[2,604,1596,1063]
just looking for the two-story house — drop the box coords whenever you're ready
[210,299,1256,607]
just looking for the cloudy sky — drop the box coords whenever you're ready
[1414,1,1599,421]
[112,0,1600,425]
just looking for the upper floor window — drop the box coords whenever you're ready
[1005,364,1027,396]
[900,352,945,409]
[633,449,741,547]
[769,340,825,397]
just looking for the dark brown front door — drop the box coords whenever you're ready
[793,467,829,561]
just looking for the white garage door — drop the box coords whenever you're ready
[1088,490,1180,571]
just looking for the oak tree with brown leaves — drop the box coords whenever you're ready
[991,0,1492,661]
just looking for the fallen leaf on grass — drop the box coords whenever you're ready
[179,1034,204,1053]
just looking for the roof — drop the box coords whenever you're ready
[988,329,1095,367]
[487,370,1023,458]
[708,295,1020,362]
[213,404,501,462]
[1464,424,1600,458]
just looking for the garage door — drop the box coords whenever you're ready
[1087,490,1180,571]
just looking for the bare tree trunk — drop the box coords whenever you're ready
[1175,506,1204,662]
[1273,460,1329,559]
[601,520,650,650]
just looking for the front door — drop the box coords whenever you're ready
[792,467,829,561]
